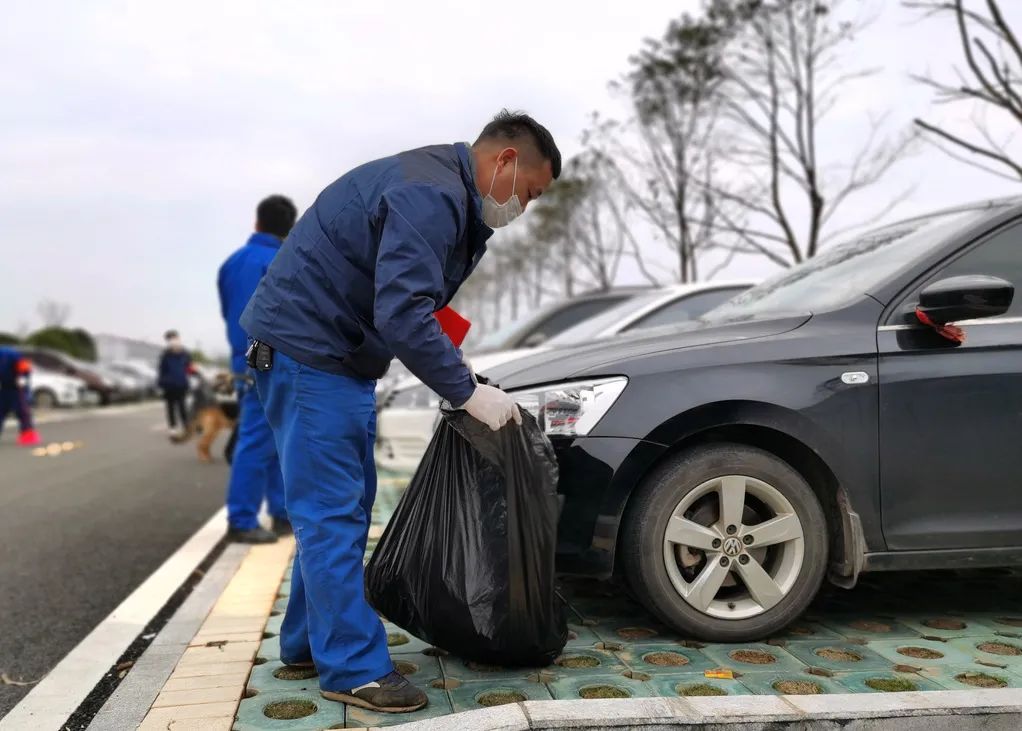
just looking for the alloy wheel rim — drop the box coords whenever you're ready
[661,474,805,620]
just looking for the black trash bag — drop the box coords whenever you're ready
[365,407,567,667]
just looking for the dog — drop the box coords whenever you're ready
[170,372,239,463]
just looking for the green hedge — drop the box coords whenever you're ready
[24,327,97,361]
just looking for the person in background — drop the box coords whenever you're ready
[240,111,560,713]
[158,330,192,437]
[0,346,41,446]
[216,195,296,543]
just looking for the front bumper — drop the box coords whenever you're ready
[552,435,667,579]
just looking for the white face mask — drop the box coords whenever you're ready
[481,157,523,228]
[167,337,183,351]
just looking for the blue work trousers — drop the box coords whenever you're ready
[0,386,32,437]
[226,378,286,530]
[255,351,392,691]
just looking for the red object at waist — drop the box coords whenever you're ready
[433,306,471,348]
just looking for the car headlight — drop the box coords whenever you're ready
[510,377,627,437]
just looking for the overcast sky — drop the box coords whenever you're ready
[2,1,1021,357]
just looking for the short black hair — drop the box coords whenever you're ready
[474,109,561,179]
[164,329,179,340]
[256,195,298,238]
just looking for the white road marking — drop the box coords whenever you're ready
[0,507,228,731]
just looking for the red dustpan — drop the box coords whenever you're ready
[434,306,471,348]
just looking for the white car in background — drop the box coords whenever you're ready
[375,281,755,473]
[31,368,89,409]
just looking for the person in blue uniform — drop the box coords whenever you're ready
[158,330,193,436]
[217,195,296,543]
[0,346,40,446]
[240,111,560,713]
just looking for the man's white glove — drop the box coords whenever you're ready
[460,384,522,432]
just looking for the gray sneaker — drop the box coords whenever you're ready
[321,671,427,713]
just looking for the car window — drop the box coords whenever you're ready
[544,291,669,346]
[514,297,628,347]
[707,206,1002,320]
[908,220,1022,317]
[622,288,748,332]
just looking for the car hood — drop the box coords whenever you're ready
[484,313,811,389]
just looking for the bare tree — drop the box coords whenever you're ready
[37,299,71,328]
[708,0,912,264]
[586,11,732,283]
[907,0,1022,180]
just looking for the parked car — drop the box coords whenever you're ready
[95,363,145,402]
[375,282,754,473]
[109,361,159,397]
[21,348,118,405]
[377,287,657,399]
[30,368,89,409]
[466,285,657,353]
[479,197,1022,641]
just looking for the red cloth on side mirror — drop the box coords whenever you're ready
[915,308,965,344]
[15,358,32,375]
[434,306,471,348]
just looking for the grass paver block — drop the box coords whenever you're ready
[447,679,553,712]
[783,640,892,672]
[234,689,344,731]
[868,638,975,668]
[835,670,944,694]
[615,643,716,675]
[648,673,752,697]
[738,671,850,695]
[700,643,804,673]
[546,672,656,701]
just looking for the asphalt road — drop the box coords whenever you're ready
[0,403,227,719]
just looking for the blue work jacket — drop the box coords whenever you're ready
[218,232,283,373]
[0,346,24,387]
[158,349,192,391]
[240,143,490,405]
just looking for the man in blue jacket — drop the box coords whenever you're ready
[158,330,193,436]
[241,111,560,713]
[217,195,297,544]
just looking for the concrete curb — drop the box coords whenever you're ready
[86,544,250,731]
[378,691,1022,730]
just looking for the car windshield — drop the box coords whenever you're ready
[705,206,1000,321]
[545,291,667,347]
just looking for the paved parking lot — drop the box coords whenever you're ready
[234,473,1022,729]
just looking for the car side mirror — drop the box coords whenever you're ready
[522,333,547,348]
[917,275,1013,326]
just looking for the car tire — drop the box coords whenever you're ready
[620,443,827,642]
[33,388,58,410]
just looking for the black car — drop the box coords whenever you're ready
[481,197,1021,641]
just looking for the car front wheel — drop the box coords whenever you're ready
[620,443,827,642]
